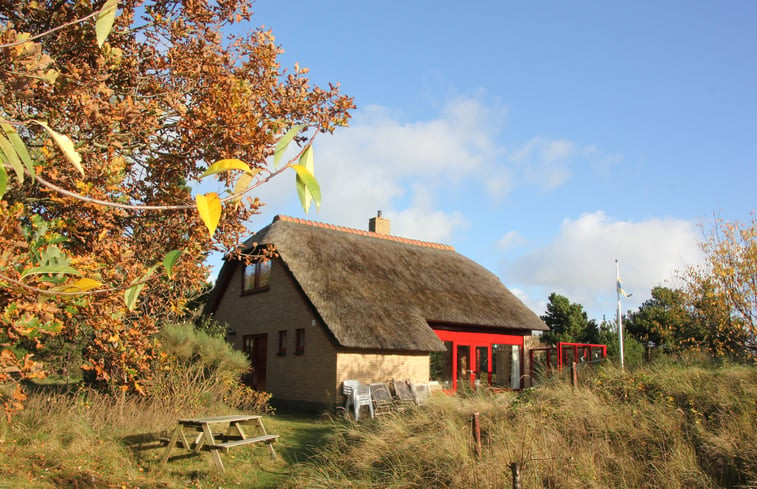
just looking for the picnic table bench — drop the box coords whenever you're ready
[160,414,278,472]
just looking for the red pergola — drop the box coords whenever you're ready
[432,329,525,390]
[528,342,607,381]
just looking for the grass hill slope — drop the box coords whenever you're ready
[286,361,756,489]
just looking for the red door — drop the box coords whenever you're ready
[242,334,267,391]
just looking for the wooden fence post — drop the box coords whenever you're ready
[509,462,521,489]
[471,412,481,457]
[571,361,577,388]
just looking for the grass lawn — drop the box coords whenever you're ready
[0,397,339,489]
[130,410,337,489]
[4,360,754,488]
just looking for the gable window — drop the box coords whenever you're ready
[277,330,287,356]
[295,328,305,355]
[242,259,271,294]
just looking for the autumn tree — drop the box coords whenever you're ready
[0,0,354,410]
[682,213,756,359]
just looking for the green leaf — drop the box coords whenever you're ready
[34,121,84,175]
[200,158,256,179]
[1,123,34,181]
[41,244,69,267]
[162,249,183,279]
[124,265,158,311]
[96,0,119,48]
[0,133,23,184]
[0,163,7,200]
[21,265,82,279]
[195,192,222,237]
[273,125,304,169]
[292,149,321,213]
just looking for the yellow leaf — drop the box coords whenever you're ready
[232,172,254,203]
[34,121,84,175]
[70,278,102,292]
[96,0,118,48]
[200,159,255,179]
[195,192,222,237]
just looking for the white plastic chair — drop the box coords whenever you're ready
[343,380,374,421]
[410,381,430,405]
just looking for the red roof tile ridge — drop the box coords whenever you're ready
[273,215,455,251]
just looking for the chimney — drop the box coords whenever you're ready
[369,210,390,235]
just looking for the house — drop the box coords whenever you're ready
[204,213,548,410]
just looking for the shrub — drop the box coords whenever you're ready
[148,323,271,414]
[194,314,229,339]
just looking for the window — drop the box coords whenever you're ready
[242,259,271,294]
[295,328,305,355]
[277,330,287,356]
[429,341,452,390]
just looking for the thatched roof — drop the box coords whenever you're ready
[208,215,547,352]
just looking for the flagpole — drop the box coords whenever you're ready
[616,260,625,370]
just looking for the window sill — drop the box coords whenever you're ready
[240,286,270,296]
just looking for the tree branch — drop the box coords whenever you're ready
[0,10,99,48]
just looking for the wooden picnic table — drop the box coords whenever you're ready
[160,414,278,472]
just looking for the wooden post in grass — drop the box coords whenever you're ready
[571,361,577,388]
[509,462,521,489]
[471,412,481,457]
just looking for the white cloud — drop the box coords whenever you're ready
[501,211,704,318]
[510,137,575,164]
[509,287,547,316]
[509,137,575,191]
[542,139,577,163]
[250,96,624,263]
[254,96,506,233]
[392,208,468,244]
[505,137,622,192]
[497,230,527,250]
[484,171,514,199]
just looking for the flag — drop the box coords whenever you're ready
[616,265,632,298]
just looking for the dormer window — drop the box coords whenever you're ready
[242,259,271,294]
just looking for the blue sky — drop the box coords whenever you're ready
[209,0,757,321]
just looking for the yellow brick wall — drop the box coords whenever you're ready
[335,352,430,404]
[213,259,338,406]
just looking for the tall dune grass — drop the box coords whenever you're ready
[0,324,272,488]
[285,362,756,489]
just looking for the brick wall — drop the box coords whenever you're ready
[213,258,338,407]
[335,352,430,404]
